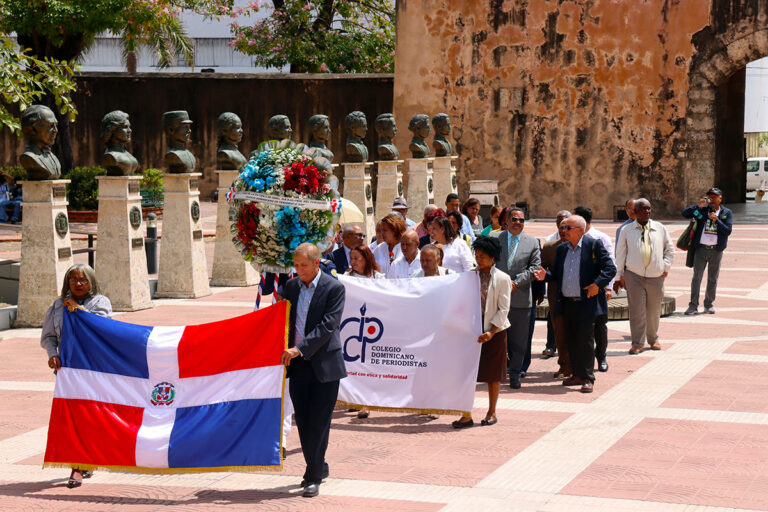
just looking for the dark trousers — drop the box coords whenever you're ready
[545,314,556,351]
[594,314,608,362]
[561,300,596,382]
[506,307,532,375]
[689,246,723,308]
[521,302,537,373]
[289,357,340,483]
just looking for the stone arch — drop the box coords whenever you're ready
[683,27,768,204]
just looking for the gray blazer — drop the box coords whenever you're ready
[492,230,541,309]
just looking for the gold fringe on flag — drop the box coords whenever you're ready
[335,400,469,417]
[42,462,282,474]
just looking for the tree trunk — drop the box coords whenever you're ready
[126,51,138,73]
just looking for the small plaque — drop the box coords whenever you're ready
[191,200,200,222]
[397,180,404,196]
[193,229,203,240]
[366,207,374,215]
[54,212,69,237]
[428,198,435,205]
[58,247,72,259]
[129,206,142,229]
[52,185,66,199]
[365,184,372,201]
[428,177,434,193]
[190,178,199,191]
[451,174,458,190]
[132,237,144,248]
[128,181,140,194]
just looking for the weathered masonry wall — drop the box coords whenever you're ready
[393,0,768,217]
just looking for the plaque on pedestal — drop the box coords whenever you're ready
[155,173,211,298]
[211,170,258,287]
[95,176,152,311]
[432,156,458,206]
[405,158,435,223]
[375,160,404,220]
[342,162,376,239]
[16,180,74,327]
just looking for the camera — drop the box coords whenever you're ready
[702,196,715,213]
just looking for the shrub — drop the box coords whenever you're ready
[0,165,27,182]
[65,166,107,210]
[140,168,164,189]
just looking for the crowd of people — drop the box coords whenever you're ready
[40,188,733,497]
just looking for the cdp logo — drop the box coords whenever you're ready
[341,304,383,363]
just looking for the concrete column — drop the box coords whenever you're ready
[375,160,404,220]
[342,162,376,240]
[155,173,211,299]
[405,157,435,223]
[432,156,458,207]
[95,176,152,311]
[16,180,74,327]
[211,170,258,287]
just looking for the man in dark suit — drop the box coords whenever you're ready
[282,243,347,498]
[541,214,616,393]
[331,224,364,273]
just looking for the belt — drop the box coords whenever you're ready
[561,297,582,302]
[700,244,717,249]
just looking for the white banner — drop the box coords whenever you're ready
[232,191,341,212]
[337,272,482,414]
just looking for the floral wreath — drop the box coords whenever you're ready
[227,140,341,273]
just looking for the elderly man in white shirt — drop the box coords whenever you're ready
[615,198,675,354]
[545,210,572,242]
[386,229,421,278]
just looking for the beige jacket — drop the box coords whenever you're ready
[480,266,512,332]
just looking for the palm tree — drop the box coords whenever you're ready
[121,15,195,72]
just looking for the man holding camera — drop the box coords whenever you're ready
[682,188,732,315]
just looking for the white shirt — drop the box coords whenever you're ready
[386,252,422,278]
[544,231,559,243]
[412,266,453,277]
[439,238,475,273]
[615,219,675,278]
[373,242,402,275]
[587,226,615,288]
[700,208,720,246]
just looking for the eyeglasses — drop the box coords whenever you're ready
[508,218,525,224]
[561,225,580,231]
[351,233,365,238]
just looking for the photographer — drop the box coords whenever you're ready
[682,187,732,315]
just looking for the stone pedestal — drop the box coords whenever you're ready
[406,157,435,222]
[375,160,404,220]
[155,173,211,298]
[211,170,258,287]
[95,176,152,311]
[342,162,376,239]
[16,180,74,327]
[432,156,458,205]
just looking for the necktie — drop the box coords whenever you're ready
[508,234,519,268]
[641,223,652,267]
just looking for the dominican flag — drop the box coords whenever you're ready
[43,302,288,473]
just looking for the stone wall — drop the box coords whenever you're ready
[393,0,768,217]
[0,73,393,198]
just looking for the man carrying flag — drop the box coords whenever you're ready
[281,243,347,498]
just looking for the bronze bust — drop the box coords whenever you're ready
[101,110,139,176]
[408,114,431,158]
[344,111,368,163]
[432,113,453,157]
[375,113,399,161]
[163,110,196,173]
[266,114,293,142]
[308,114,334,161]
[19,105,62,180]
[216,112,247,170]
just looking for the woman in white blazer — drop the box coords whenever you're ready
[453,236,512,429]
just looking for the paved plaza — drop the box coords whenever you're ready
[0,216,767,511]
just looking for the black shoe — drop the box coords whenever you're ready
[520,371,527,378]
[300,466,329,487]
[542,348,556,358]
[282,447,286,460]
[597,359,608,372]
[357,411,369,419]
[451,418,474,429]
[302,483,319,497]
[509,373,521,389]
[684,306,698,316]
[704,306,715,314]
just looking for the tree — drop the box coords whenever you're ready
[0,34,77,134]
[230,0,395,73]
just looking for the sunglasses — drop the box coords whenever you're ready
[561,225,580,231]
[508,218,525,224]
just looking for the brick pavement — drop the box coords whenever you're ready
[0,219,766,511]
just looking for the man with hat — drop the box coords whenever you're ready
[163,110,195,173]
[682,187,732,315]
[391,197,416,228]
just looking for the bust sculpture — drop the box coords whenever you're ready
[344,111,369,163]
[163,110,196,173]
[432,113,453,157]
[267,114,293,142]
[408,114,431,158]
[216,112,247,170]
[100,110,139,176]
[308,114,334,161]
[19,105,62,180]
[375,113,399,161]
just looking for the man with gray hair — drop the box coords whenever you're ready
[414,203,439,238]
[331,224,364,273]
[545,210,572,242]
[614,198,674,354]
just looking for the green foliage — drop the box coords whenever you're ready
[231,0,395,73]
[0,166,28,182]
[64,166,107,211]
[0,34,78,134]
[758,133,768,149]
[140,168,164,189]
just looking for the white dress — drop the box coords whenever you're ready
[438,239,475,273]
[373,242,402,275]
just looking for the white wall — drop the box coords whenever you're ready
[745,57,768,133]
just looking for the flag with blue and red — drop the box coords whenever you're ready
[43,301,288,473]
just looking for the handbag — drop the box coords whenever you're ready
[676,219,696,251]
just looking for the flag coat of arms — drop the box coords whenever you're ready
[44,302,288,473]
